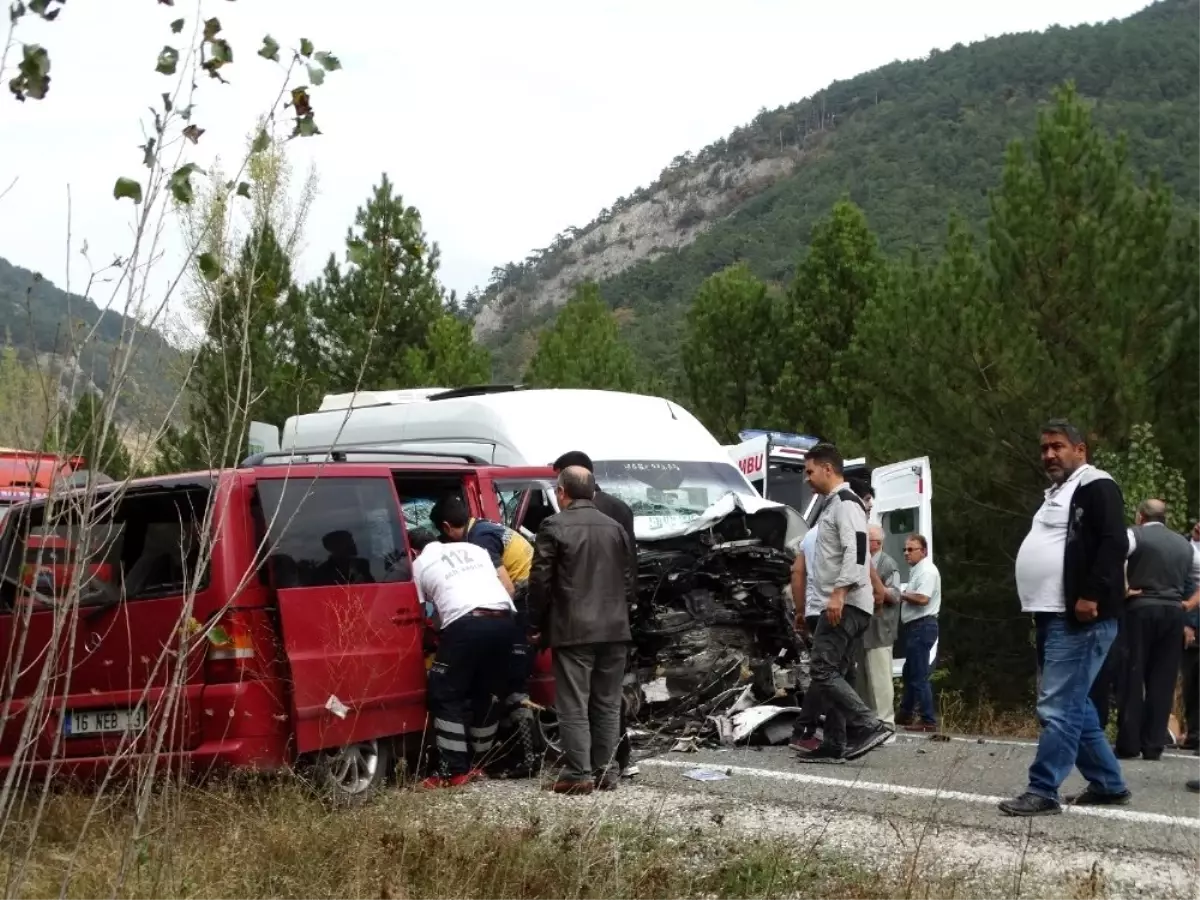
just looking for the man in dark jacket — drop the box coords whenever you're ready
[551,449,640,776]
[1000,419,1130,816]
[551,450,636,544]
[530,465,636,794]
[1116,499,1195,760]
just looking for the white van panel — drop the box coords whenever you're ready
[871,456,935,678]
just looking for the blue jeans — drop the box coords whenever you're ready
[900,616,938,724]
[1027,614,1127,801]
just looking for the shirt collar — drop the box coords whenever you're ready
[1045,463,1092,501]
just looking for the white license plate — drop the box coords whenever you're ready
[64,707,147,737]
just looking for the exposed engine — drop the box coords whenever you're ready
[625,502,807,737]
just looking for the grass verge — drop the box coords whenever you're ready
[0,776,1083,900]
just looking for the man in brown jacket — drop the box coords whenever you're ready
[529,465,636,794]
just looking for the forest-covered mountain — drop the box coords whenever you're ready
[475,0,1200,383]
[0,255,183,427]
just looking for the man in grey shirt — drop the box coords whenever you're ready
[794,443,894,762]
[859,525,902,726]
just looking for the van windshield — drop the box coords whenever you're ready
[592,459,751,535]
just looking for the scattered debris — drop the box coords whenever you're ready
[682,768,730,782]
[324,695,349,719]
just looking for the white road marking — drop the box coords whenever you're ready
[640,758,1200,829]
[892,732,1200,761]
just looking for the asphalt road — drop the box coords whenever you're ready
[632,731,1200,859]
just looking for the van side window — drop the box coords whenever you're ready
[256,478,411,587]
[489,479,556,537]
[881,507,918,581]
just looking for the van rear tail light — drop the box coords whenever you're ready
[204,611,258,683]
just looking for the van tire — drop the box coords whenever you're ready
[308,738,391,804]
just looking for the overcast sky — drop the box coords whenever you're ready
[0,0,1151,312]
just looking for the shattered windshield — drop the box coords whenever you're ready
[592,459,752,534]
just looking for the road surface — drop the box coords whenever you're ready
[435,730,1199,898]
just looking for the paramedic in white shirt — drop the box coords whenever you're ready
[410,528,516,789]
[897,534,941,731]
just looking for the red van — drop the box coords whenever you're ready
[0,457,557,800]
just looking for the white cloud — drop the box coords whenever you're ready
[0,0,1150,309]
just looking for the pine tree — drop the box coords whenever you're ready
[682,263,776,441]
[851,82,1200,703]
[772,199,883,447]
[179,222,298,469]
[311,174,446,392]
[58,393,132,479]
[524,283,639,392]
[404,314,490,388]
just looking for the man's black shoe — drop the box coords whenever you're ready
[1065,786,1132,806]
[794,742,845,764]
[844,722,894,760]
[1187,779,1199,793]
[998,792,1062,817]
[1180,734,1199,751]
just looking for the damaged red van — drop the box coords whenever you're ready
[0,455,557,800]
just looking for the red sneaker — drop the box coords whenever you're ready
[790,736,822,753]
[417,773,473,790]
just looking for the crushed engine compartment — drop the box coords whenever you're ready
[624,500,812,752]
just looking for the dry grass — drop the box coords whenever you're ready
[0,776,1076,900]
[937,690,1040,739]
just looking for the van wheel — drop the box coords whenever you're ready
[310,738,390,804]
[535,708,562,758]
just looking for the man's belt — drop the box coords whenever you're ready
[469,608,513,618]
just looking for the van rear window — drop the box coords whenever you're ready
[0,486,211,607]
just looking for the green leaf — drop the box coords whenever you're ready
[205,623,230,645]
[113,177,144,204]
[140,137,156,168]
[168,162,204,205]
[9,43,51,101]
[292,115,319,138]
[28,0,61,20]
[182,124,204,144]
[314,51,342,71]
[307,65,325,86]
[202,16,221,40]
[161,91,173,112]
[170,17,184,34]
[236,181,251,199]
[209,38,232,64]
[299,37,313,58]
[257,34,280,62]
[251,129,270,154]
[156,46,179,75]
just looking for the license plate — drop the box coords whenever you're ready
[64,707,147,737]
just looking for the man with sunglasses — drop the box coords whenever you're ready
[897,534,941,732]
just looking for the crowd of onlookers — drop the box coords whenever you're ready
[404,424,1198,804]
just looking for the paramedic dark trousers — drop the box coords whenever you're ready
[428,611,515,776]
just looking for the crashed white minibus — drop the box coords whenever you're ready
[252,386,806,543]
